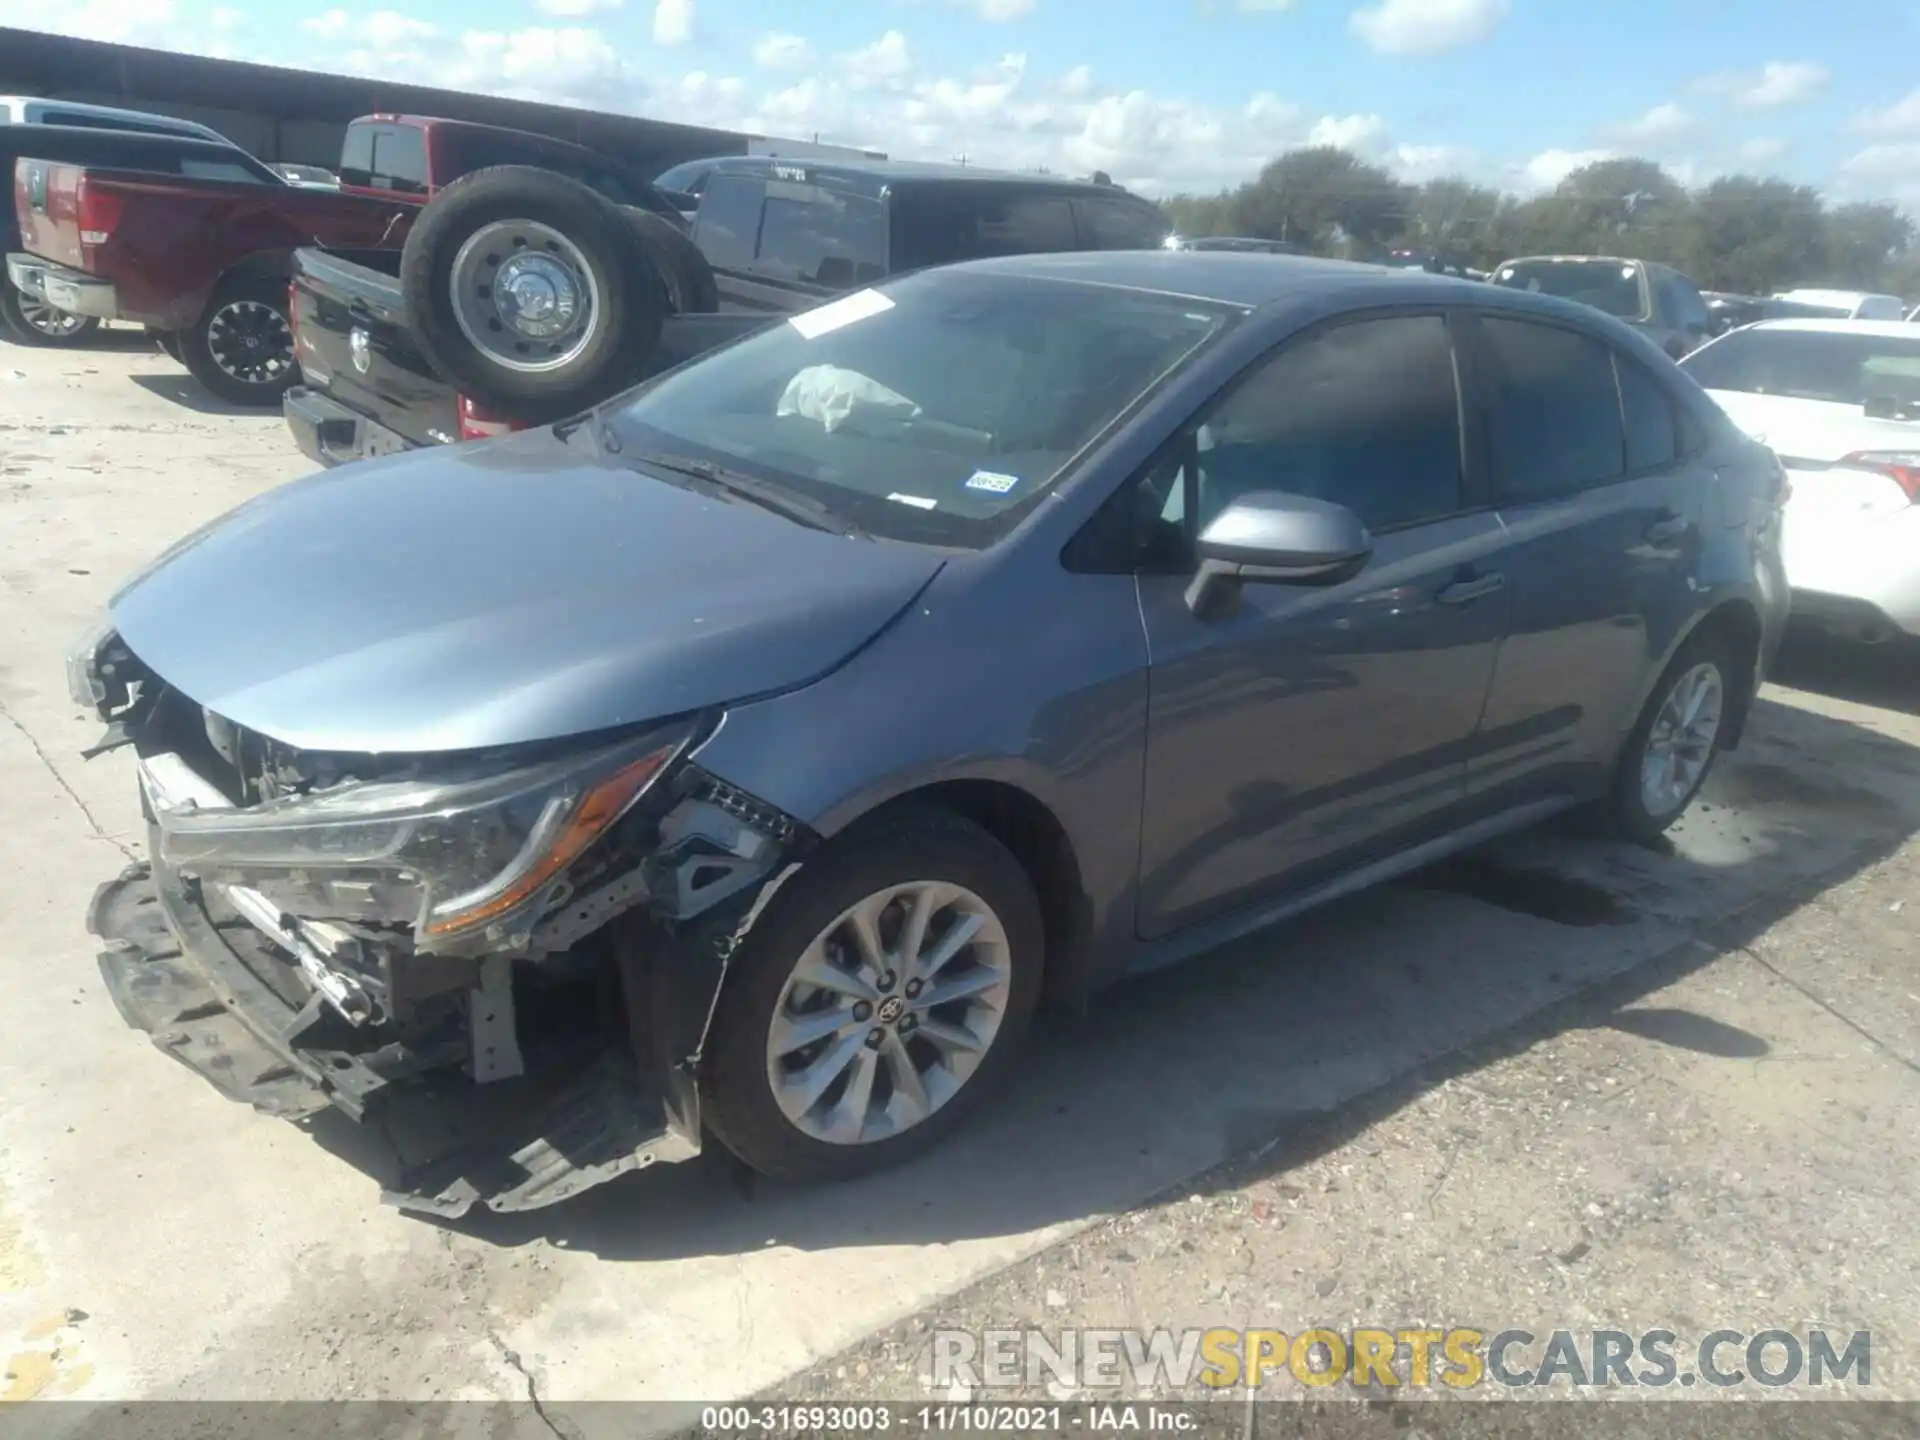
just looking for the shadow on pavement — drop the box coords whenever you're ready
[1771,624,1920,717]
[0,325,156,354]
[128,371,266,418]
[306,686,1920,1265]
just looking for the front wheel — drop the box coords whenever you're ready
[1,280,100,346]
[178,279,298,406]
[702,811,1044,1181]
[1604,629,1735,846]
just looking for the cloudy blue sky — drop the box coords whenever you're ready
[5,0,1919,203]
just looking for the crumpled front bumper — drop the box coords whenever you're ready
[88,855,699,1217]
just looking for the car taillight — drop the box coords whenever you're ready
[457,395,527,441]
[1838,451,1920,504]
[74,175,121,247]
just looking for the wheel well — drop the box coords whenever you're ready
[1690,599,1763,747]
[861,780,1089,1002]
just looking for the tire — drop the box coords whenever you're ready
[1602,628,1737,846]
[400,165,667,423]
[702,810,1045,1181]
[0,280,101,346]
[177,278,298,406]
[621,207,719,314]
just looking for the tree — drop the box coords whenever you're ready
[1823,202,1916,290]
[1228,147,1410,254]
[1404,177,1504,264]
[1681,176,1826,294]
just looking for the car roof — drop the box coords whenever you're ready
[1745,318,1920,338]
[703,153,1141,194]
[0,96,223,138]
[1774,288,1900,304]
[1498,254,1646,267]
[943,250,1479,307]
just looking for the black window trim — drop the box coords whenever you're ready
[1610,349,1691,481]
[1067,304,1488,574]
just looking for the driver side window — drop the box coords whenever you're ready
[1196,315,1465,534]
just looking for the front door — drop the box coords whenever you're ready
[1134,312,1510,939]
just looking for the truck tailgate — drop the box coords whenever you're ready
[291,248,457,449]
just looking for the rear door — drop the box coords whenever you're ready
[692,169,887,314]
[1463,313,1707,807]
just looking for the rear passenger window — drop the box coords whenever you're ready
[1198,315,1463,533]
[756,181,887,287]
[891,191,1079,269]
[693,174,764,272]
[1072,196,1168,250]
[1615,355,1678,471]
[1481,317,1624,499]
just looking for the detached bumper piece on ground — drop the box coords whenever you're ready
[89,854,709,1218]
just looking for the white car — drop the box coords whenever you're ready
[0,95,228,144]
[1682,319,1920,642]
[1771,288,1908,321]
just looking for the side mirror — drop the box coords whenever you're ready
[1185,491,1373,618]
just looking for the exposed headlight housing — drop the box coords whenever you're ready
[145,725,691,952]
[65,612,119,709]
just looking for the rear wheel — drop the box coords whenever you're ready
[702,811,1044,1181]
[1603,628,1735,846]
[0,281,100,346]
[178,279,298,405]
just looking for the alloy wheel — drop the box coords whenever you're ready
[17,293,90,339]
[765,881,1013,1146]
[1639,661,1724,817]
[206,300,294,388]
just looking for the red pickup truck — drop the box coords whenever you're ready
[9,114,695,405]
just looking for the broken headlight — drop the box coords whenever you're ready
[150,725,690,951]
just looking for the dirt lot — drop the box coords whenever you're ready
[2,334,1918,1427]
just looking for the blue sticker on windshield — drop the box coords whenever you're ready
[965,470,1021,495]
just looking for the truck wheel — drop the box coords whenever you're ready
[178,279,299,406]
[1,280,101,346]
[623,208,719,314]
[701,810,1044,1182]
[401,165,666,423]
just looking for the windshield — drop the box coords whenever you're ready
[611,269,1232,547]
[1682,327,1920,411]
[1492,259,1646,319]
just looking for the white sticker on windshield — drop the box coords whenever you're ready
[887,492,938,510]
[789,288,895,340]
[964,470,1021,494]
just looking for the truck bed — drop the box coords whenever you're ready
[288,245,777,465]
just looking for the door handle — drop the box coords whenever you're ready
[1435,572,1505,606]
[1645,512,1689,543]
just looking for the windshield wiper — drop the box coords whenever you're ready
[629,451,861,537]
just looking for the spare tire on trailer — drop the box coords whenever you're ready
[622,208,720,315]
[400,165,669,423]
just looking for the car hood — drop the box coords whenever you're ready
[109,429,944,753]
[1702,388,1920,465]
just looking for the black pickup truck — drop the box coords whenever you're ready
[285,155,1171,465]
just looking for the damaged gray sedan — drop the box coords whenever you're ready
[73,253,1786,1215]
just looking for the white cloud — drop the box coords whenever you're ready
[956,0,1035,18]
[1350,0,1507,57]
[846,29,915,87]
[1308,112,1387,151]
[1393,142,1475,180]
[1520,146,1614,191]
[752,31,814,69]
[1738,136,1788,164]
[538,0,621,15]
[1837,142,1920,201]
[1058,64,1093,97]
[1609,101,1695,145]
[363,9,435,47]
[1738,60,1828,110]
[0,0,179,45]
[1698,60,1829,111]
[652,0,693,46]
[1854,89,1920,136]
[298,7,350,39]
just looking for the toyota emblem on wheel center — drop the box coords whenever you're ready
[349,326,372,373]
